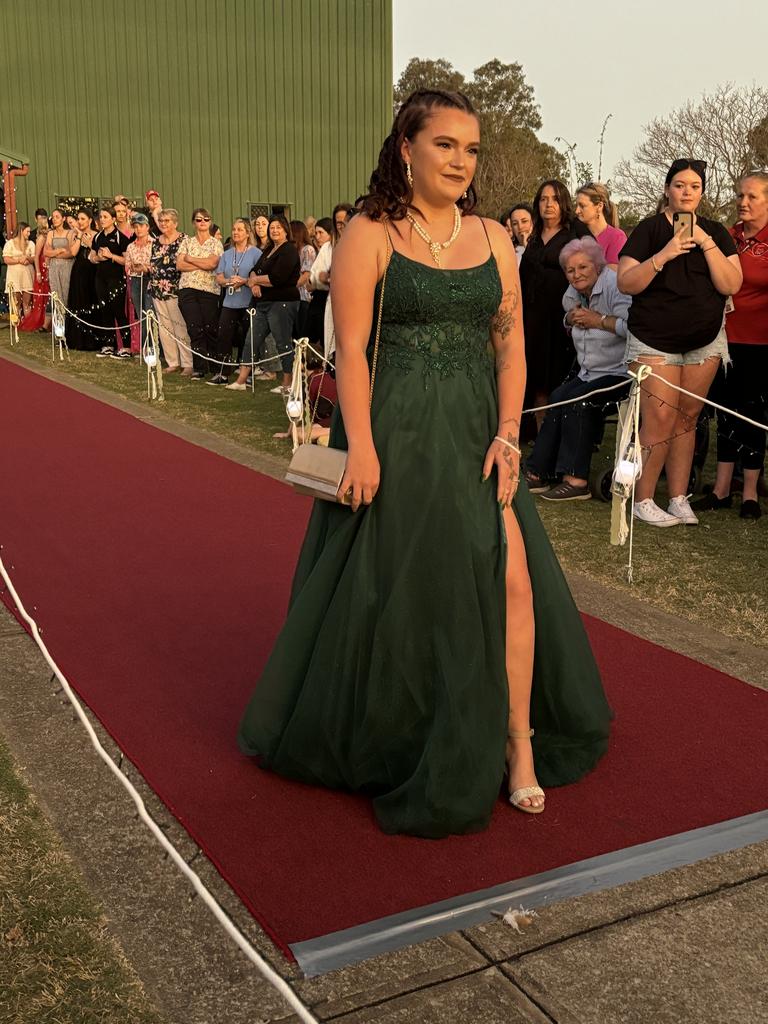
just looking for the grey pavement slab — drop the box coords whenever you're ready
[331,968,551,1023]
[466,836,768,963]
[503,877,768,1024]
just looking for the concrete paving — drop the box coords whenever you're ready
[1,351,766,1022]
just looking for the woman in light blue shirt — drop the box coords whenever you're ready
[524,236,631,500]
[207,218,261,385]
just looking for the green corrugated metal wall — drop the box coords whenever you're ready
[2,0,392,226]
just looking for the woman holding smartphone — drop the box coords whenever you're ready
[617,159,742,527]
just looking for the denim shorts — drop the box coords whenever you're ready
[625,327,730,369]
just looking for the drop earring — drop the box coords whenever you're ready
[406,162,414,188]
[462,190,468,199]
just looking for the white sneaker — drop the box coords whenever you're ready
[224,382,247,391]
[632,499,681,527]
[667,495,699,525]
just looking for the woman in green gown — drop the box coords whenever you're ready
[238,90,611,839]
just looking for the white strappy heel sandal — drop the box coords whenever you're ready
[507,728,546,815]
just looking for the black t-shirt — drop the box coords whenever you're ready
[619,213,737,353]
[93,227,130,281]
[254,242,300,302]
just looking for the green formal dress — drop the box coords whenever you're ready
[238,246,611,838]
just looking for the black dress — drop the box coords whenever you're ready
[66,239,99,351]
[520,221,588,406]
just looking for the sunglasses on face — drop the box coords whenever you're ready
[195,216,211,223]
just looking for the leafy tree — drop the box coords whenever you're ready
[614,83,768,222]
[394,58,466,107]
[393,57,564,215]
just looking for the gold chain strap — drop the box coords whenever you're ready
[368,222,392,407]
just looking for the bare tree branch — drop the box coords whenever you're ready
[614,83,768,221]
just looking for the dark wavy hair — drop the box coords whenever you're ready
[360,89,479,221]
[531,179,574,237]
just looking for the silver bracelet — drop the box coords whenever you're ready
[494,435,521,455]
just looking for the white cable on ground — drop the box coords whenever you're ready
[0,551,319,1024]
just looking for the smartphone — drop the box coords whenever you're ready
[672,211,694,242]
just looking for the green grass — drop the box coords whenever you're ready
[2,323,766,647]
[0,737,165,1024]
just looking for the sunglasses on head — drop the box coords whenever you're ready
[670,159,707,175]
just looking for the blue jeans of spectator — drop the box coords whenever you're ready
[527,374,630,481]
[242,300,299,375]
[130,275,154,350]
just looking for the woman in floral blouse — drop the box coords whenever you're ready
[148,209,193,374]
[176,207,224,379]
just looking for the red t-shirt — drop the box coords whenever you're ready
[726,222,768,345]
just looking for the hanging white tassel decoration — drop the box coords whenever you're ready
[143,311,164,403]
[609,364,652,582]
[7,287,20,345]
[51,292,69,362]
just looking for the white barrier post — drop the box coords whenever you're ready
[247,308,256,392]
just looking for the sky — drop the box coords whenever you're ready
[392,0,767,192]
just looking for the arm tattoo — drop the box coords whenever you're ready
[501,418,520,449]
[491,285,520,340]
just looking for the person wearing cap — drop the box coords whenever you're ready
[145,190,163,237]
[125,213,154,350]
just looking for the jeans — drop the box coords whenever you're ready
[130,275,154,349]
[178,288,220,373]
[527,374,630,480]
[242,300,299,375]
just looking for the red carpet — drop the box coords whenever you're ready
[1,356,767,959]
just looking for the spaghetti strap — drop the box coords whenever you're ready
[479,216,493,255]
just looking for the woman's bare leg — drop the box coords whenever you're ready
[631,360,681,502]
[501,504,540,809]
[664,358,719,497]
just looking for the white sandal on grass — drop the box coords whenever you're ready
[507,728,545,815]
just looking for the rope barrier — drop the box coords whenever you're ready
[0,550,320,1024]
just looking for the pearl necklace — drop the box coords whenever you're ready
[406,206,462,266]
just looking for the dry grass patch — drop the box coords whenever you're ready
[0,738,164,1023]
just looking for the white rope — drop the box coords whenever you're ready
[646,370,768,434]
[0,550,319,1023]
[28,288,146,332]
[521,377,632,416]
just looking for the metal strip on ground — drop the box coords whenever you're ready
[291,810,768,976]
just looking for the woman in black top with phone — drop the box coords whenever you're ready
[226,215,300,394]
[617,159,742,528]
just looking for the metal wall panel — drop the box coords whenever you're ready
[2,0,392,228]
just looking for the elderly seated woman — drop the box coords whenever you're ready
[524,236,631,500]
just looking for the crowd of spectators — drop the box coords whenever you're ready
[503,165,767,523]
[4,163,767,520]
[2,191,354,398]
